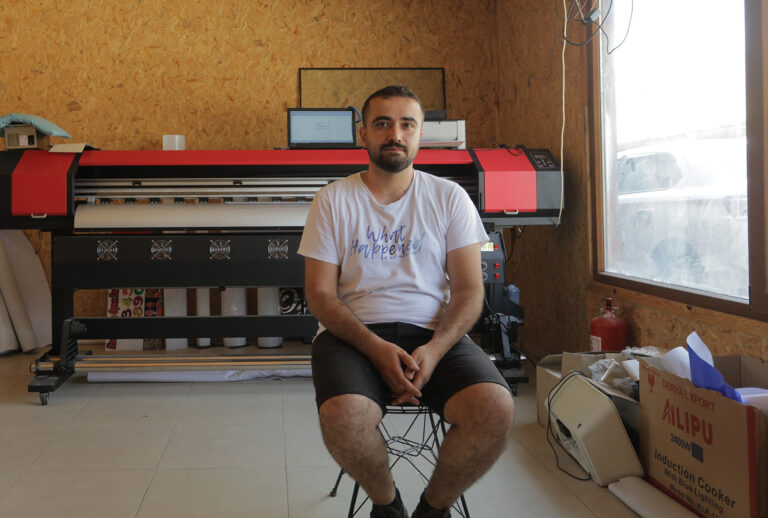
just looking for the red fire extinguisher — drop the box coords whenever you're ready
[590,297,628,352]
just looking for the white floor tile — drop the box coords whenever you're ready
[93,380,192,399]
[0,354,641,518]
[0,469,152,518]
[0,470,22,499]
[284,417,335,468]
[465,455,600,518]
[0,376,98,431]
[159,422,286,469]
[65,391,186,431]
[0,428,60,472]
[174,379,283,428]
[283,380,335,468]
[137,468,288,518]
[30,424,172,471]
[0,351,37,377]
[288,466,355,517]
[0,404,76,435]
[0,374,27,398]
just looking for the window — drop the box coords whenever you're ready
[592,0,767,316]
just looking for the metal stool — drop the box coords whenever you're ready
[329,405,470,517]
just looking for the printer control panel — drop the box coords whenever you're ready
[524,148,559,171]
[481,232,505,284]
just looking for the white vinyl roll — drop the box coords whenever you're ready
[0,288,19,354]
[0,231,51,349]
[114,338,144,351]
[221,287,247,348]
[164,288,188,350]
[257,287,283,349]
[195,288,211,347]
[74,203,310,229]
[87,369,311,383]
[0,232,38,352]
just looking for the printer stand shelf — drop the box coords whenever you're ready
[29,321,316,405]
[29,230,317,403]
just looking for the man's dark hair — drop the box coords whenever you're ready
[361,85,424,127]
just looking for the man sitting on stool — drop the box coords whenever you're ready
[298,85,514,518]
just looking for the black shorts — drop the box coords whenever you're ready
[311,322,510,417]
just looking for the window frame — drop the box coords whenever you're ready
[588,0,768,320]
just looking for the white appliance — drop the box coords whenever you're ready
[546,373,643,486]
[421,120,466,149]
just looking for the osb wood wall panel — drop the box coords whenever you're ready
[589,284,768,361]
[1,1,498,152]
[496,0,591,359]
[2,0,499,318]
[300,68,446,111]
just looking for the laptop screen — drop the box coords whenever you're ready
[288,109,356,148]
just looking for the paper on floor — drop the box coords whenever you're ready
[608,476,698,518]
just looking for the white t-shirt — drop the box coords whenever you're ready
[297,170,489,330]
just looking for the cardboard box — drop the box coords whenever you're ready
[3,124,50,149]
[639,356,768,518]
[536,354,564,427]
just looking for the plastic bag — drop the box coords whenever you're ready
[588,358,617,380]
[687,332,743,403]
[588,359,637,398]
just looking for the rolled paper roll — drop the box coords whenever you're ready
[163,288,188,350]
[74,203,310,230]
[0,288,20,354]
[195,288,211,347]
[0,230,51,350]
[257,287,283,349]
[0,233,37,352]
[221,287,247,348]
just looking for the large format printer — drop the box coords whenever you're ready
[0,147,561,403]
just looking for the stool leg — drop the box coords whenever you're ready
[332,406,472,517]
[330,468,345,497]
[331,469,364,517]
[458,493,471,518]
[348,482,361,518]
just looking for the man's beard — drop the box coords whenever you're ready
[367,141,415,173]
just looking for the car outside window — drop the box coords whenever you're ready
[617,152,682,195]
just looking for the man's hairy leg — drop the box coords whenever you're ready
[318,394,395,505]
[424,383,514,509]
